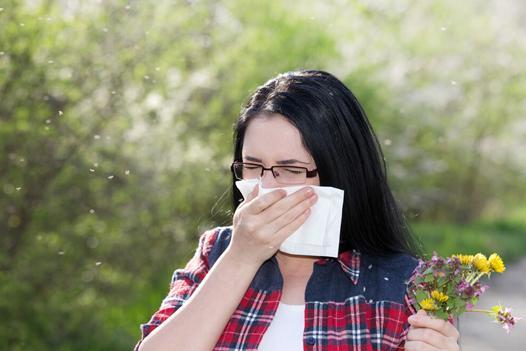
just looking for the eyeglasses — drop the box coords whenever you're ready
[230,161,318,185]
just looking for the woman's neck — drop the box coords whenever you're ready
[275,250,319,277]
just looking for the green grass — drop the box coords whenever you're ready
[412,206,526,264]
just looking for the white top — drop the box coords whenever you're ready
[257,302,305,351]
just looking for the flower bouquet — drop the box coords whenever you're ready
[408,252,520,333]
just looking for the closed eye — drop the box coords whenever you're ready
[283,168,303,174]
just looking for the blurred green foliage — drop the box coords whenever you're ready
[1,0,525,349]
[413,205,526,262]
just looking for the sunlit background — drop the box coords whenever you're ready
[1,0,525,350]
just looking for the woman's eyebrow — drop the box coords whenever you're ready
[244,155,310,165]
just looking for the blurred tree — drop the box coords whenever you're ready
[0,0,337,349]
[1,0,525,350]
[308,0,526,222]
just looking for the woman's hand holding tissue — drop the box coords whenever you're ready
[225,185,318,268]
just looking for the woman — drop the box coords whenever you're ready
[135,70,460,350]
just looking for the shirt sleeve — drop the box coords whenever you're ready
[397,292,418,350]
[133,227,220,351]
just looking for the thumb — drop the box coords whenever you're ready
[408,308,428,326]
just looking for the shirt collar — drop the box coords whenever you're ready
[314,249,361,285]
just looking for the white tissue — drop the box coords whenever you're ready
[235,178,344,257]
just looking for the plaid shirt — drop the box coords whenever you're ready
[135,226,419,350]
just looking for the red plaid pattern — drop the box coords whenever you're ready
[135,227,418,350]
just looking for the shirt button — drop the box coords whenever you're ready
[306,336,316,345]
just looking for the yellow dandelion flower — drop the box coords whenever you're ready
[419,298,439,311]
[431,290,449,302]
[473,253,490,273]
[488,253,506,273]
[454,254,474,265]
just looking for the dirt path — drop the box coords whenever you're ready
[458,257,526,351]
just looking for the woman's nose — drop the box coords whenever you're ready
[260,169,280,188]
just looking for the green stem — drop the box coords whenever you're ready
[473,272,486,284]
[466,272,476,284]
[466,271,489,284]
[465,308,492,314]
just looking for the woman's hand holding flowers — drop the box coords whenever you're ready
[406,251,520,350]
[406,309,460,351]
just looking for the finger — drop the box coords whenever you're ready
[407,326,450,348]
[408,312,460,339]
[404,340,440,351]
[273,207,312,243]
[244,188,287,214]
[260,186,315,223]
[267,191,317,234]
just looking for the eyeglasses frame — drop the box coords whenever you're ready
[230,161,318,183]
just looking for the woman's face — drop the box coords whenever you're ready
[242,114,320,189]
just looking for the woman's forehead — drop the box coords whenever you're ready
[242,115,313,162]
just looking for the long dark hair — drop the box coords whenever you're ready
[231,70,420,257]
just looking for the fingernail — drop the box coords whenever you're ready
[306,187,314,194]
